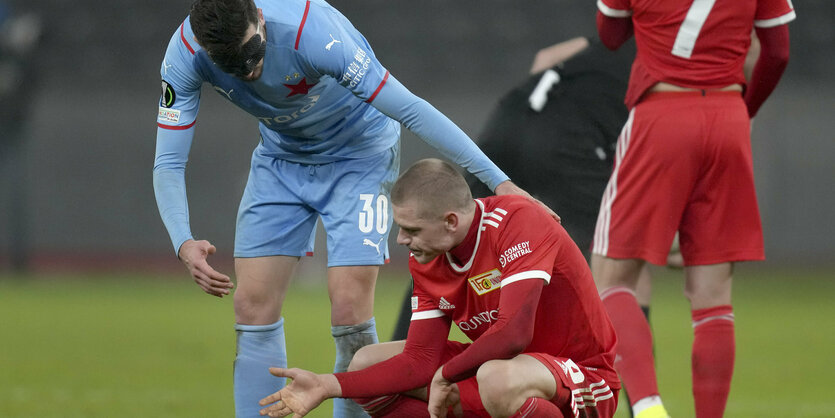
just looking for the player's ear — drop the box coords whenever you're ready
[443,212,458,232]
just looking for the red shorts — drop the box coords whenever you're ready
[526,353,619,418]
[442,342,619,418]
[592,91,764,266]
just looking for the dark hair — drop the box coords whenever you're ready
[189,0,259,72]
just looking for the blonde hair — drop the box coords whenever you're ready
[391,159,474,219]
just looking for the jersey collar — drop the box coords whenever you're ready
[446,199,485,273]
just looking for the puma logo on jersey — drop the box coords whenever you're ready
[362,237,384,255]
[213,86,234,100]
[325,34,342,50]
[439,297,456,310]
[162,59,174,75]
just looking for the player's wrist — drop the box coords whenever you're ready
[493,180,516,195]
[322,374,343,398]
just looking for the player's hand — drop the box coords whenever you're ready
[428,366,462,418]
[494,180,561,222]
[178,239,233,297]
[259,368,338,417]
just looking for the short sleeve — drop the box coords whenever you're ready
[494,202,561,287]
[410,270,445,321]
[597,0,633,18]
[157,21,203,129]
[754,0,796,28]
[297,10,389,102]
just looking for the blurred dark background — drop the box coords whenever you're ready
[0,0,833,274]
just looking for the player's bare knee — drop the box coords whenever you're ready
[347,344,377,372]
[477,360,517,414]
[233,288,280,324]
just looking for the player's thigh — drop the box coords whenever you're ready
[233,255,300,324]
[327,265,379,325]
[590,253,646,290]
[477,354,557,406]
[316,145,400,267]
[348,340,406,372]
[234,150,320,258]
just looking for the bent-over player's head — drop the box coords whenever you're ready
[392,159,475,264]
[189,0,266,80]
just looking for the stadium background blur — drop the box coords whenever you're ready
[0,0,833,417]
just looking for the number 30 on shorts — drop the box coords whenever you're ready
[358,194,389,234]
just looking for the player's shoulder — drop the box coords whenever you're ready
[262,0,345,40]
[262,0,351,61]
[478,196,563,239]
[480,195,546,220]
[164,17,203,58]
[160,18,204,87]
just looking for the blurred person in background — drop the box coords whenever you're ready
[593,0,794,417]
[152,0,549,416]
[0,2,42,273]
[258,158,619,418]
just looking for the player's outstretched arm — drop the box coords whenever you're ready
[178,239,233,297]
[259,368,342,418]
[494,180,560,222]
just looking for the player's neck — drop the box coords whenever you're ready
[447,204,480,265]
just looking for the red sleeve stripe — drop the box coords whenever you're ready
[158,120,196,130]
[294,0,311,50]
[366,71,389,103]
[180,23,195,55]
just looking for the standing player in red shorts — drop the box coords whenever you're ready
[257,158,620,417]
[592,0,795,417]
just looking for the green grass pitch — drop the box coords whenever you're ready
[1,265,833,417]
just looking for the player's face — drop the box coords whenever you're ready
[237,20,266,81]
[393,203,456,264]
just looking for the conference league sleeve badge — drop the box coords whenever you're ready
[160,80,176,108]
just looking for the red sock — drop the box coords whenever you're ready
[353,394,428,417]
[600,287,660,405]
[509,397,564,418]
[691,305,735,418]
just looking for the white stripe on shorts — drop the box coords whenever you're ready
[594,109,635,256]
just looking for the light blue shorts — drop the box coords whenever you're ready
[234,144,400,266]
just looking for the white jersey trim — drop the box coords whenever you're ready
[754,11,796,28]
[502,270,551,286]
[411,309,445,320]
[597,0,633,17]
[447,199,487,273]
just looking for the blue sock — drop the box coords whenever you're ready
[234,319,287,418]
[332,318,378,418]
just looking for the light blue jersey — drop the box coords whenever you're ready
[153,0,509,253]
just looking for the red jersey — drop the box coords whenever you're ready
[597,0,796,108]
[410,195,618,380]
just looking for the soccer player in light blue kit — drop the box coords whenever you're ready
[153,0,552,416]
